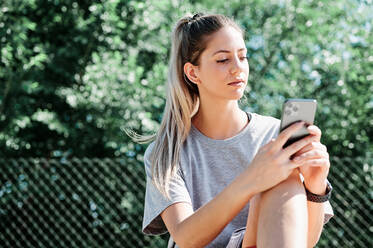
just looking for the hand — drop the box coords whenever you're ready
[292,125,330,194]
[245,121,319,195]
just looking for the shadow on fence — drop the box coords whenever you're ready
[0,157,371,247]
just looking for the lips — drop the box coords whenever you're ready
[228,80,244,86]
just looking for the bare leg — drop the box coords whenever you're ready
[241,170,307,248]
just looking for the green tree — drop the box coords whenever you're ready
[0,0,110,157]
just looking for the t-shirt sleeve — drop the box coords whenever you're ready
[142,142,192,235]
[323,198,334,224]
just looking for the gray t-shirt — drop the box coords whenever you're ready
[142,113,334,247]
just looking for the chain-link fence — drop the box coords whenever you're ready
[0,157,371,247]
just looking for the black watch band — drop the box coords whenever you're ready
[303,180,332,203]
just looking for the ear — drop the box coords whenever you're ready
[184,62,200,85]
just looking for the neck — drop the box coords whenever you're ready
[191,97,248,140]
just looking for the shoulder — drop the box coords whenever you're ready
[248,112,281,142]
[252,112,280,130]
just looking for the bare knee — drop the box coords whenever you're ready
[257,169,308,247]
[260,169,307,227]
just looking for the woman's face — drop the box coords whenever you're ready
[192,26,249,101]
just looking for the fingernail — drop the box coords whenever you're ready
[307,125,316,131]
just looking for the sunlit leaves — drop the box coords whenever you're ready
[0,0,371,160]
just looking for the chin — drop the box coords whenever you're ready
[223,93,244,101]
[230,89,246,100]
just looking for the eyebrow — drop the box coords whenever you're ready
[212,48,247,56]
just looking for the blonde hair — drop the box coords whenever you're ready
[132,13,244,199]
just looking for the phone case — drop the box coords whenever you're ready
[280,99,317,148]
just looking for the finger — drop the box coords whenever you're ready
[307,125,321,141]
[299,158,330,168]
[292,149,329,162]
[276,121,305,149]
[288,159,304,170]
[283,134,319,158]
[262,138,276,150]
[293,142,327,157]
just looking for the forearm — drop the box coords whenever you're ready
[305,181,326,248]
[306,201,325,247]
[175,173,255,248]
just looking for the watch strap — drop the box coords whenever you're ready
[303,180,332,203]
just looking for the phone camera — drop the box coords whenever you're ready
[285,102,300,116]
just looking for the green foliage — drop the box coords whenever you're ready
[1,0,371,160]
[223,0,373,159]
[0,0,110,157]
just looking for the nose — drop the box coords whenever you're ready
[230,56,248,75]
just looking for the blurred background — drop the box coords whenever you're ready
[0,0,372,247]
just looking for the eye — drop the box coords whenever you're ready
[217,59,229,63]
[217,56,248,63]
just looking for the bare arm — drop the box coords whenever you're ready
[305,181,327,248]
[162,173,255,248]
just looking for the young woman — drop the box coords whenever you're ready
[140,13,333,248]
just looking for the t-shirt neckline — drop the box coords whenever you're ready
[190,112,256,144]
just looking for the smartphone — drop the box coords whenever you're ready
[280,99,317,148]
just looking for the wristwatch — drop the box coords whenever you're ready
[303,180,333,203]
